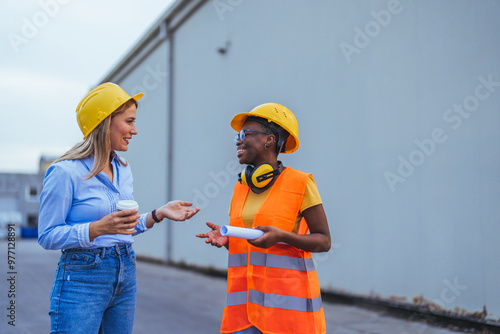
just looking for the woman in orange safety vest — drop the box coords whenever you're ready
[197,103,331,334]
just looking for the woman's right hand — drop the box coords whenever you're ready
[89,210,140,241]
[196,222,228,248]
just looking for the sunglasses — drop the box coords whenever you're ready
[234,129,271,144]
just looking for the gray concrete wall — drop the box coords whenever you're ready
[114,40,170,261]
[104,0,500,319]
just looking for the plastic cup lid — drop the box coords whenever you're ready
[116,200,138,210]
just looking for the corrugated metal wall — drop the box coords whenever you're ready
[103,0,500,318]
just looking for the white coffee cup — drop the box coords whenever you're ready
[116,200,138,231]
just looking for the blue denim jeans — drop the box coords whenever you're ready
[231,326,263,334]
[49,244,137,334]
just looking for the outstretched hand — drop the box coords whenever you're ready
[196,222,228,248]
[158,201,200,221]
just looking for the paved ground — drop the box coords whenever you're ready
[0,239,464,334]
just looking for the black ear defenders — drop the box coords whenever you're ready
[238,162,281,188]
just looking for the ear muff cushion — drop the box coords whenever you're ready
[240,165,253,187]
[251,163,274,188]
[240,164,279,188]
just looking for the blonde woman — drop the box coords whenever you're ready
[38,82,199,334]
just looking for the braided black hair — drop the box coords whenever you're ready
[246,116,289,154]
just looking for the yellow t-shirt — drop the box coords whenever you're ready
[229,174,322,234]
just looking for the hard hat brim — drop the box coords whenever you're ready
[230,113,252,132]
[131,92,144,102]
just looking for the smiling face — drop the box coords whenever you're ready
[110,103,137,152]
[236,120,274,166]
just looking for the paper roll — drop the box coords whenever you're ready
[220,225,264,240]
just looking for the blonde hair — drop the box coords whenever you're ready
[55,99,137,179]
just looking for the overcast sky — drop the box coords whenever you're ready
[0,0,176,173]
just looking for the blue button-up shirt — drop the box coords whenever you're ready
[38,154,148,250]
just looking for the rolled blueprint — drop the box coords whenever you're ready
[220,225,264,240]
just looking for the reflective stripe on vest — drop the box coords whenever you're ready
[225,291,247,306]
[228,253,248,267]
[229,252,316,271]
[225,289,323,313]
[249,252,316,272]
[248,289,323,313]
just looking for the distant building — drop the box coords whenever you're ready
[0,155,56,238]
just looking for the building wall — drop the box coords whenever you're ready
[0,156,56,238]
[115,41,170,260]
[103,0,500,318]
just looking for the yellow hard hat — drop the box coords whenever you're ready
[231,103,300,153]
[76,82,144,139]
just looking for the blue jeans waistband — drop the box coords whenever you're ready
[62,244,133,257]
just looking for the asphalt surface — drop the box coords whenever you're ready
[0,239,463,334]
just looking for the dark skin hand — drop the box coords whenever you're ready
[249,204,331,252]
[196,222,228,249]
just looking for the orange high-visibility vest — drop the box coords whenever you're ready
[221,168,326,334]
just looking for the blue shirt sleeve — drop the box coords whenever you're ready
[38,164,94,250]
[134,213,149,234]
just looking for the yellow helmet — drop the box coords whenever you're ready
[230,103,300,153]
[76,82,144,139]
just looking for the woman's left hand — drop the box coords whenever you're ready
[250,205,331,253]
[157,201,200,221]
[247,226,283,249]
